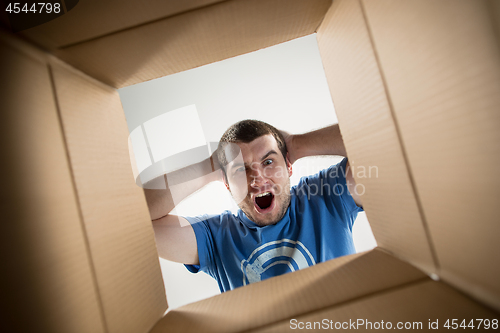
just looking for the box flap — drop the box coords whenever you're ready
[49,0,332,88]
[19,0,226,49]
[254,280,499,332]
[49,59,168,332]
[316,0,436,273]
[151,249,427,332]
[0,33,104,333]
[362,0,500,311]
[487,0,500,44]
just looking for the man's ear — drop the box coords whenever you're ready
[286,154,293,177]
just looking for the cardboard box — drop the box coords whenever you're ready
[1,0,499,332]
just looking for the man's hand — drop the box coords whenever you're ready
[210,149,225,183]
[280,129,299,164]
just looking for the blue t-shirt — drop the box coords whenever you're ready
[184,158,363,292]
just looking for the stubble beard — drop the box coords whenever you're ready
[238,178,292,227]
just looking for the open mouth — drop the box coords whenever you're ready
[254,192,274,211]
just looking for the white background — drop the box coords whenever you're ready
[119,34,377,309]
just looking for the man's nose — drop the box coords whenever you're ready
[250,167,267,187]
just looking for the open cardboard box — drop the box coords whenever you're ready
[1,0,499,332]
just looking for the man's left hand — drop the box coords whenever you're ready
[280,130,299,165]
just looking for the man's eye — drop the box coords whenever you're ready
[263,159,273,166]
[235,167,245,173]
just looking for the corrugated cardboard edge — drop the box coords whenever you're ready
[0,29,106,333]
[316,0,437,273]
[486,0,500,44]
[49,57,168,332]
[361,0,500,312]
[250,280,499,333]
[19,0,228,50]
[1,28,169,333]
[151,249,428,333]
[52,0,332,88]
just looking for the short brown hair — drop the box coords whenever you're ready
[216,120,287,180]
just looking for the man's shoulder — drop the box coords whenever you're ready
[290,159,351,210]
[291,162,340,189]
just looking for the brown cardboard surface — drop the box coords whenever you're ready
[19,0,226,50]
[0,6,10,31]
[316,0,436,273]
[253,280,499,332]
[49,59,167,332]
[3,1,500,331]
[487,0,500,44]
[362,0,500,310]
[0,34,104,333]
[51,0,332,88]
[151,249,427,333]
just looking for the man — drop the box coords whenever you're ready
[145,120,363,292]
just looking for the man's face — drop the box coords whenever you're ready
[224,134,292,226]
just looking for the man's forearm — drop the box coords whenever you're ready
[144,156,220,220]
[289,124,362,206]
[290,124,346,163]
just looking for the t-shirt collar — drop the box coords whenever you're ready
[238,207,290,229]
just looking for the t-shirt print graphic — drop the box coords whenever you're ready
[240,239,316,285]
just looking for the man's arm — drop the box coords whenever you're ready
[284,124,362,207]
[144,156,222,265]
